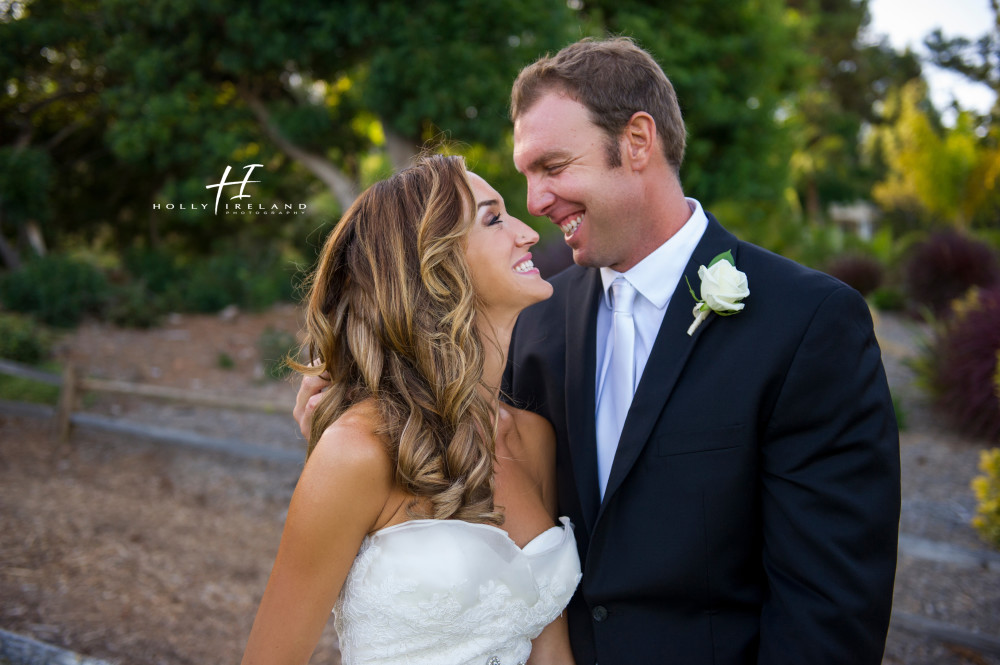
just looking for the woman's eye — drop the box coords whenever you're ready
[488,213,503,226]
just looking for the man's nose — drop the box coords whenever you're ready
[526,178,555,218]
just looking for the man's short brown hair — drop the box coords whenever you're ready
[511,37,686,173]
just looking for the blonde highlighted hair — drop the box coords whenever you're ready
[294,154,501,525]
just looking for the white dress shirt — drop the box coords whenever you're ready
[595,198,709,409]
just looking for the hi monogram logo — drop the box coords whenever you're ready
[206,164,263,214]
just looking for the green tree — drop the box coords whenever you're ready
[573,0,803,214]
[783,0,921,223]
[1,0,578,258]
[867,80,995,229]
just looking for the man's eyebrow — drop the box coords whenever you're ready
[524,150,572,172]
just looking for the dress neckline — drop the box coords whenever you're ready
[368,516,571,553]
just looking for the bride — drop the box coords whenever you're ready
[241,154,581,665]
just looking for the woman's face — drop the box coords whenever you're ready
[464,172,553,319]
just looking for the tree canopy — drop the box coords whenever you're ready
[2,0,995,271]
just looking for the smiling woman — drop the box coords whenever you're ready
[242,154,580,665]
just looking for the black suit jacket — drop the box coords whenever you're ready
[503,215,900,665]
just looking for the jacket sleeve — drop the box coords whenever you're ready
[757,285,900,664]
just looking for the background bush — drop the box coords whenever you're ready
[0,248,299,329]
[0,312,53,364]
[0,255,109,327]
[173,251,297,314]
[903,231,1000,318]
[972,448,1000,549]
[917,287,1000,441]
[824,253,884,296]
[103,281,166,329]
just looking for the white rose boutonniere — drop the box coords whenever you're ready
[686,250,749,336]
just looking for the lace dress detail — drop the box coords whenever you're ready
[333,516,581,665]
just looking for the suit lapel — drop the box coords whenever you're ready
[563,268,604,532]
[598,216,740,515]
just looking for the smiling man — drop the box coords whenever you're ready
[502,37,901,665]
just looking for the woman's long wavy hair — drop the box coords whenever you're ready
[293,154,501,525]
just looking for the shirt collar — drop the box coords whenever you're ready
[600,198,709,309]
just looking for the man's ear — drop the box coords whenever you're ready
[623,112,656,170]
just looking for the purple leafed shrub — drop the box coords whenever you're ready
[824,253,884,297]
[928,287,1000,442]
[903,231,1000,317]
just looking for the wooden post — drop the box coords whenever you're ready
[56,363,77,444]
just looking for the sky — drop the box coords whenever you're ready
[865,0,996,118]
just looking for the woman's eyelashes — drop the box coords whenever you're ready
[487,213,503,227]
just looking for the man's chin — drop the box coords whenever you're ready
[570,247,600,269]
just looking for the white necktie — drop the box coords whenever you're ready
[596,278,637,499]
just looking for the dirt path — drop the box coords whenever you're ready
[0,306,997,664]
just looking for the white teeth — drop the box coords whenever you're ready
[560,215,582,237]
[514,260,536,273]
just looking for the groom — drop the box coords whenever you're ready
[501,37,900,664]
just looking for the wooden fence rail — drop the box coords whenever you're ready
[0,358,295,445]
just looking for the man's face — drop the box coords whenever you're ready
[513,91,644,272]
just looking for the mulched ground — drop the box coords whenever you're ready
[0,305,997,664]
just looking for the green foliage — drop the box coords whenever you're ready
[122,247,182,296]
[783,0,921,221]
[257,327,298,381]
[0,362,61,406]
[217,351,235,370]
[582,0,801,210]
[103,281,165,329]
[3,0,982,298]
[891,393,907,431]
[0,254,109,327]
[0,146,53,225]
[867,81,1000,230]
[972,448,1000,548]
[172,251,296,314]
[0,312,53,364]
[870,287,906,312]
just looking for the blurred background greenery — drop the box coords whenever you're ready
[2,0,998,309]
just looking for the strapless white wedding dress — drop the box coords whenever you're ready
[333,516,581,665]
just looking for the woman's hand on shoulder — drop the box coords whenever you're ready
[292,371,330,440]
[241,403,391,665]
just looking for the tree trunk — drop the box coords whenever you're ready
[805,179,821,224]
[240,90,360,213]
[384,128,420,173]
[23,221,47,257]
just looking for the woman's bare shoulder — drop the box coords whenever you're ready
[508,407,555,441]
[298,401,393,512]
[502,407,555,459]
